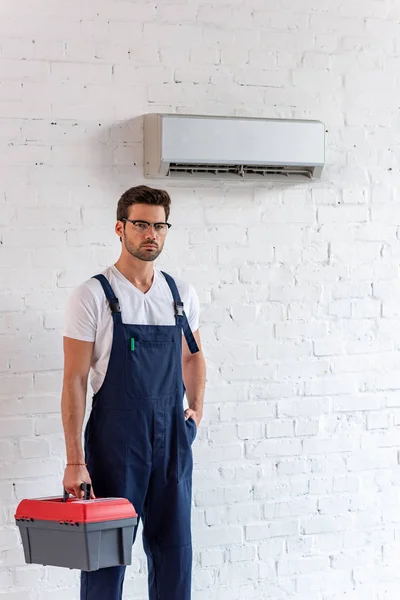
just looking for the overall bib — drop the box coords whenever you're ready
[81,272,199,600]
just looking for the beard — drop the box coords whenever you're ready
[123,235,163,262]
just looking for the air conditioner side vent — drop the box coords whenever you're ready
[168,163,314,179]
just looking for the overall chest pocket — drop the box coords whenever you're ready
[126,340,179,399]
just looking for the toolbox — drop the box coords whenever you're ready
[15,484,138,572]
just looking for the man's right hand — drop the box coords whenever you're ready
[62,465,96,499]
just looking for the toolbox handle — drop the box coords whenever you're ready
[63,483,91,502]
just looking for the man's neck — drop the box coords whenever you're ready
[114,258,155,294]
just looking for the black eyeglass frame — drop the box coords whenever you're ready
[121,218,172,231]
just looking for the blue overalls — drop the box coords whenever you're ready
[81,271,199,600]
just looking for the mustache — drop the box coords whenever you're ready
[141,242,159,248]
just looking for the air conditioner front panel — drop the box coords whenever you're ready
[161,115,324,168]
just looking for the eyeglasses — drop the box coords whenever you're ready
[121,218,172,235]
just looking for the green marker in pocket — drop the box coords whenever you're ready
[130,338,135,351]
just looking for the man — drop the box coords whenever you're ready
[61,185,206,600]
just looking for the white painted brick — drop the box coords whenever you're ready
[304,375,358,396]
[295,417,319,436]
[2,39,65,63]
[248,223,304,245]
[193,525,243,548]
[260,31,314,51]
[333,475,360,493]
[276,457,309,476]
[114,65,173,84]
[13,566,46,587]
[262,203,315,224]
[0,440,17,461]
[309,454,347,475]
[276,51,303,69]
[258,538,285,560]
[313,338,344,356]
[220,361,275,381]
[302,52,331,69]
[1,458,61,479]
[0,567,13,586]
[309,477,333,496]
[293,69,342,93]
[230,304,258,322]
[194,443,243,464]
[19,438,50,459]
[332,242,382,266]
[317,495,351,515]
[0,591,35,599]
[318,205,368,224]
[264,497,317,519]
[13,478,63,502]
[208,424,237,445]
[235,69,288,88]
[254,10,309,30]
[266,420,294,438]
[301,514,353,535]
[277,358,330,380]
[229,545,256,563]
[190,46,220,65]
[207,206,262,226]
[205,502,262,527]
[276,321,327,340]
[347,449,398,471]
[249,381,299,400]
[278,555,329,576]
[0,59,50,81]
[246,519,299,541]
[296,570,351,594]
[391,410,400,425]
[367,412,390,430]
[34,416,62,435]
[37,590,76,600]
[237,422,264,440]
[278,397,330,418]
[220,402,276,422]
[246,438,302,459]
[48,62,112,84]
[254,479,308,501]
[286,536,314,557]
[220,560,259,585]
[159,46,190,66]
[156,3,198,23]
[0,418,34,438]
[200,548,224,567]
[143,23,203,46]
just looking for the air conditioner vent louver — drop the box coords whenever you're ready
[168,163,313,179]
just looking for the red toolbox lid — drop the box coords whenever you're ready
[15,496,138,524]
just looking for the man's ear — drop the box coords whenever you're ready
[115,220,124,241]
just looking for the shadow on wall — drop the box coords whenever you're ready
[60,116,147,281]
[91,115,145,187]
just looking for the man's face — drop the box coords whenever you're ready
[117,204,168,262]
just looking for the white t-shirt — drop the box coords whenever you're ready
[64,265,200,394]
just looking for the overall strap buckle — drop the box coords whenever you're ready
[175,301,184,317]
[110,300,121,313]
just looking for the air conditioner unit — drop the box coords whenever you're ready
[143,114,325,181]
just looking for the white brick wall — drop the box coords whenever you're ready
[1,0,400,598]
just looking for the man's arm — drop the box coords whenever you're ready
[61,337,95,498]
[182,329,206,427]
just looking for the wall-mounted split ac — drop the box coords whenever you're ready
[143,114,325,181]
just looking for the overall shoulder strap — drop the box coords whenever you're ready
[92,274,122,324]
[161,271,199,355]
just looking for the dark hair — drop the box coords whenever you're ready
[117,185,171,222]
